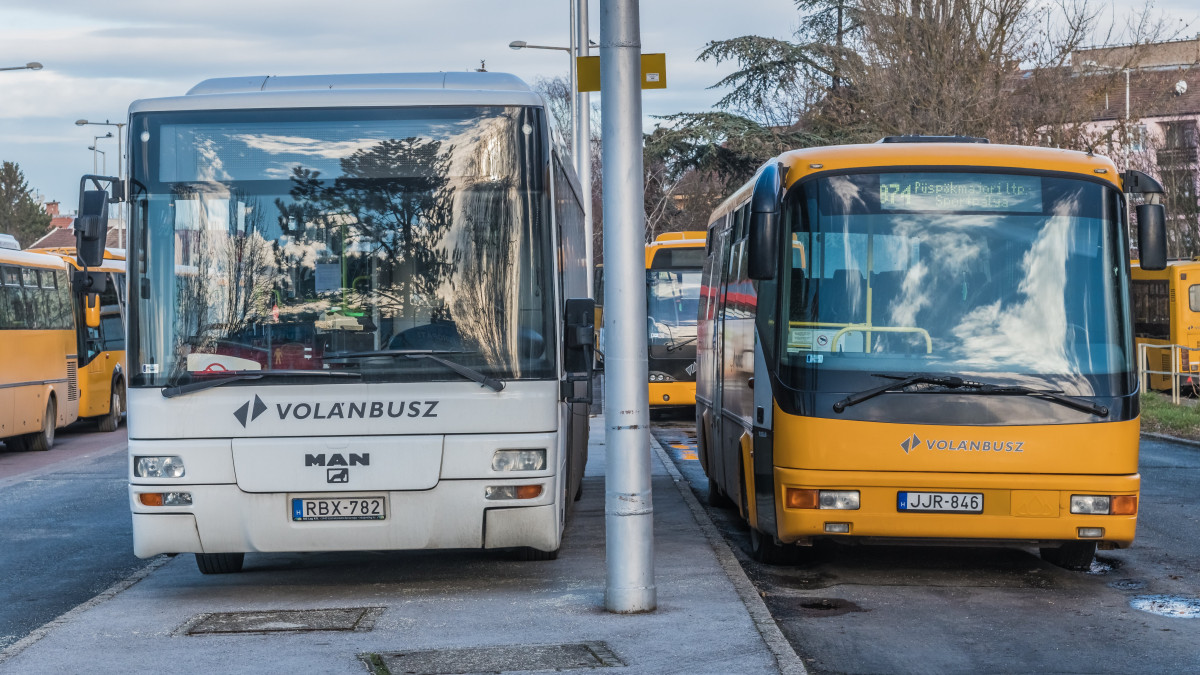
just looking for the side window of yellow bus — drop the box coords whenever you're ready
[1190,284,1200,313]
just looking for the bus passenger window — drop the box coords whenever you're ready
[1190,284,1200,312]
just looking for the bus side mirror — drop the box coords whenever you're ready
[563,298,595,405]
[1136,203,1167,271]
[75,187,109,268]
[748,163,783,280]
[85,292,101,329]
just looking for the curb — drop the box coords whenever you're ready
[0,554,172,666]
[1140,431,1200,449]
[649,436,808,675]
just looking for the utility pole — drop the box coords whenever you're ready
[600,0,655,614]
[574,0,594,294]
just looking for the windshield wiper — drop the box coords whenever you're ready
[833,373,1109,418]
[666,336,697,352]
[326,349,504,393]
[162,370,362,399]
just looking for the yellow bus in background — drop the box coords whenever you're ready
[32,247,127,432]
[646,231,705,407]
[698,137,1165,570]
[0,249,81,450]
[1130,258,1200,391]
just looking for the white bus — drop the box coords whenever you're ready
[120,72,594,573]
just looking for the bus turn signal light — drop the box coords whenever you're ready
[1111,495,1138,515]
[138,492,192,507]
[785,488,818,509]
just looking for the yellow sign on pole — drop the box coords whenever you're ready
[576,53,666,92]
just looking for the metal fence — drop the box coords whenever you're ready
[1137,342,1200,404]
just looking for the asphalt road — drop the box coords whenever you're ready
[651,413,1200,674]
[0,422,147,652]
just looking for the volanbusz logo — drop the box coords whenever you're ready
[233,395,268,428]
[900,433,921,454]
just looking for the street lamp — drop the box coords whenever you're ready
[87,146,107,174]
[509,39,578,151]
[0,62,42,72]
[76,119,127,247]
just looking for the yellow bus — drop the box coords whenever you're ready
[33,248,127,432]
[646,232,705,407]
[697,137,1166,570]
[1130,258,1200,391]
[0,249,82,450]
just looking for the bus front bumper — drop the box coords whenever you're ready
[648,381,696,407]
[772,467,1138,548]
[129,478,561,558]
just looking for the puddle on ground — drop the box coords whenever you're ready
[768,596,866,619]
[1130,595,1200,618]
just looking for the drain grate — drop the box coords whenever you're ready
[184,607,382,635]
[361,641,623,675]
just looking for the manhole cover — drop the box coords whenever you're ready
[770,596,864,619]
[1109,578,1147,591]
[362,642,623,675]
[184,607,382,635]
[1130,595,1200,618]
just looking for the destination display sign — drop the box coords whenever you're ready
[878,173,1043,213]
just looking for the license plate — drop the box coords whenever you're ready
[291,496,387,521]
[897,491,983,513]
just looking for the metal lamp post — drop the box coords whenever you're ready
[509,39,578,153]
[87,146,107,174]
[76,119,126,247]
[0,62,42,72]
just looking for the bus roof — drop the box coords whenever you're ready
[131,72,545,114]
[0,248,69,270]
[645,231,706,269]
[708,142,1123,225]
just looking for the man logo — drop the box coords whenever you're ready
[233,395,268,428]
[327,468,349,483]
[900,433,921,454]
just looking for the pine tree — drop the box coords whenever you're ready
[0,161,52,248]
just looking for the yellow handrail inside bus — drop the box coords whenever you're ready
[832,325,932,353]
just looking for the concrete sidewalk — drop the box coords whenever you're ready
[0,415,803,675]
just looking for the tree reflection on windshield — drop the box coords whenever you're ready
[131,105,553,387]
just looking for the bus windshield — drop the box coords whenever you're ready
[778,170,1132,396]
[128,105,554,388]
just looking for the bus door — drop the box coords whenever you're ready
[715,210,746,499]
[79,273,122,417]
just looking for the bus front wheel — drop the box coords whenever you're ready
[196,552,245,574]
[748,527,795,565]
[26,398,56,452]
[98,387,123,433]
[1039,541,1097,571]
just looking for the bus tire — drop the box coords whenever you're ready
[748,527,794,565]
[706,475,729,508]
[515,546,559,561]
[1039,541,1097,571]
[195,552,245,574]
[26,398,57,452]
[98,388,123,432]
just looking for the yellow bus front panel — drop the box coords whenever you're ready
[649,381,696,407]
[770,410,1139,547]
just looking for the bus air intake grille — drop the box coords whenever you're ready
[66,360,78,401]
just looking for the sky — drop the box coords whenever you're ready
[1,0,1197,212]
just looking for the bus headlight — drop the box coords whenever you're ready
[785,489,860,510]
[1070,495,1111,514]
[492,449,546,472]
[134,456,185,478]
[649,371,676,383]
